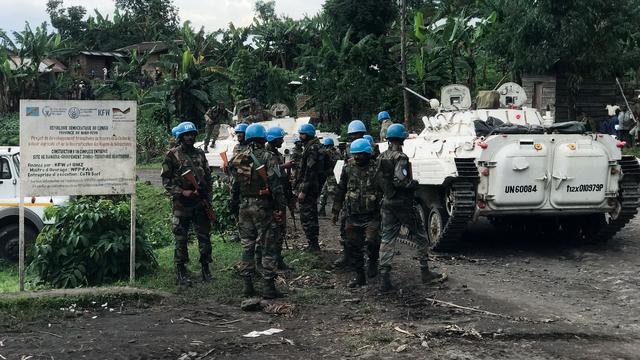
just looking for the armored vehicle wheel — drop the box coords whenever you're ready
[427,205,448,251]
[427,182,476,251]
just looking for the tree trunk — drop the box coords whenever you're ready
[400,0,410,128]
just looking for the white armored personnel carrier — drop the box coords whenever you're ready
[198,101,339,169]
[391,83,640,250]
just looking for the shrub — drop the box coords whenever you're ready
[211,176,236,233]
[136,182,173,248]
[0,113,19,146]
[29,197,157,288]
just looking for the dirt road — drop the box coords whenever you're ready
[3,174,640,359]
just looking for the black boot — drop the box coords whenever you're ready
[367,258,378,278]
[318,205,326,217]
[379,271,394,293]
[306,239,321,254]
[201,264,213,283]
[243,276,256,297]
[333,255,347,270]
[263,278,284,299]
[348,270,366,288]
[421,267,447,284]
[176,264,192,286]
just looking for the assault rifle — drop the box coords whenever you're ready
[181,169,217,224]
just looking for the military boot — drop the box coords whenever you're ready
[379,271,394,293]
[367,258,378,278]
[348,270,366,288]
[318,205,327,217]
[201,264,213,283]
[332,255,347,270]
[243,276,256,297]
[176,264,192,286]
[421,267,447,284]
[263,278,284,299]
[306,239,321,254]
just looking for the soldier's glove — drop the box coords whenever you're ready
[273,210,284,224]
[181,189,197,198]
[332,212,339,225]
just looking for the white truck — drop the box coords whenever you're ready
[0,147,69,260]
[380,84,640,250]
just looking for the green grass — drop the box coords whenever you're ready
[136,161,163,169]
[0,260,18,292]
[133,236,244,304]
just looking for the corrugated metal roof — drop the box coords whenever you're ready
[78,51,125,57]
[8,56,67,73]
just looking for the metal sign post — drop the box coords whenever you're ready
[18,188,24,291]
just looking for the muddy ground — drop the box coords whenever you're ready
[2,174,640,359]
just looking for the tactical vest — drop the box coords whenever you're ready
[170,147,207,189]
[344,159,380,215]
[232,147,269,197]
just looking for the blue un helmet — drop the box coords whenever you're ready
[323,138,335,146]
[386,123,408,140]
[363,134,374,145]
[350,138,373,154]
[171,125,179,138]
[234,123,249,133]
[298,123,316,137]
[245,123,267,141]
[347,120,367,134]
[174,121,198,138]
[377,111,390,122]
[267,126,286,142]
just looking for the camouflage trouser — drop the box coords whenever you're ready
[344,213,380,271]
[238,197,277,280]
[256,208,286,260]
[319,175,337,208]
[204,122,220,148]
[299,193,320,242]
[379,204,428,273]
[172,203,212,265]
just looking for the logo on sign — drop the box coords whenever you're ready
[68,107,80,119]
[26,107,39,116]
[98,109,111,116]
[112,107,131,114]
[42,106,52,117]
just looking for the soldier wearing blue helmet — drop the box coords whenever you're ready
[295,123,327,253]
[333,138,382,287]
[378,111,393,142]
[230,123,287,299]
[161,121,213,286]
[265,127,296,271]
[376,124,445,292]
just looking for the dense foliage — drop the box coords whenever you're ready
[2,0,640,127]
[30,197,157,288]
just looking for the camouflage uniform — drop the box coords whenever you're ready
[204,105,228,149]
[379,119,393,141]
[265,143,296,265]
[377,143,429,274]
[333,157,382,281]
[231,143,286,281]
[228,142,248,243]
[290,143,304,189]
[161,145,213,266]
[319,146,343,210]
[296,137,326,249]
